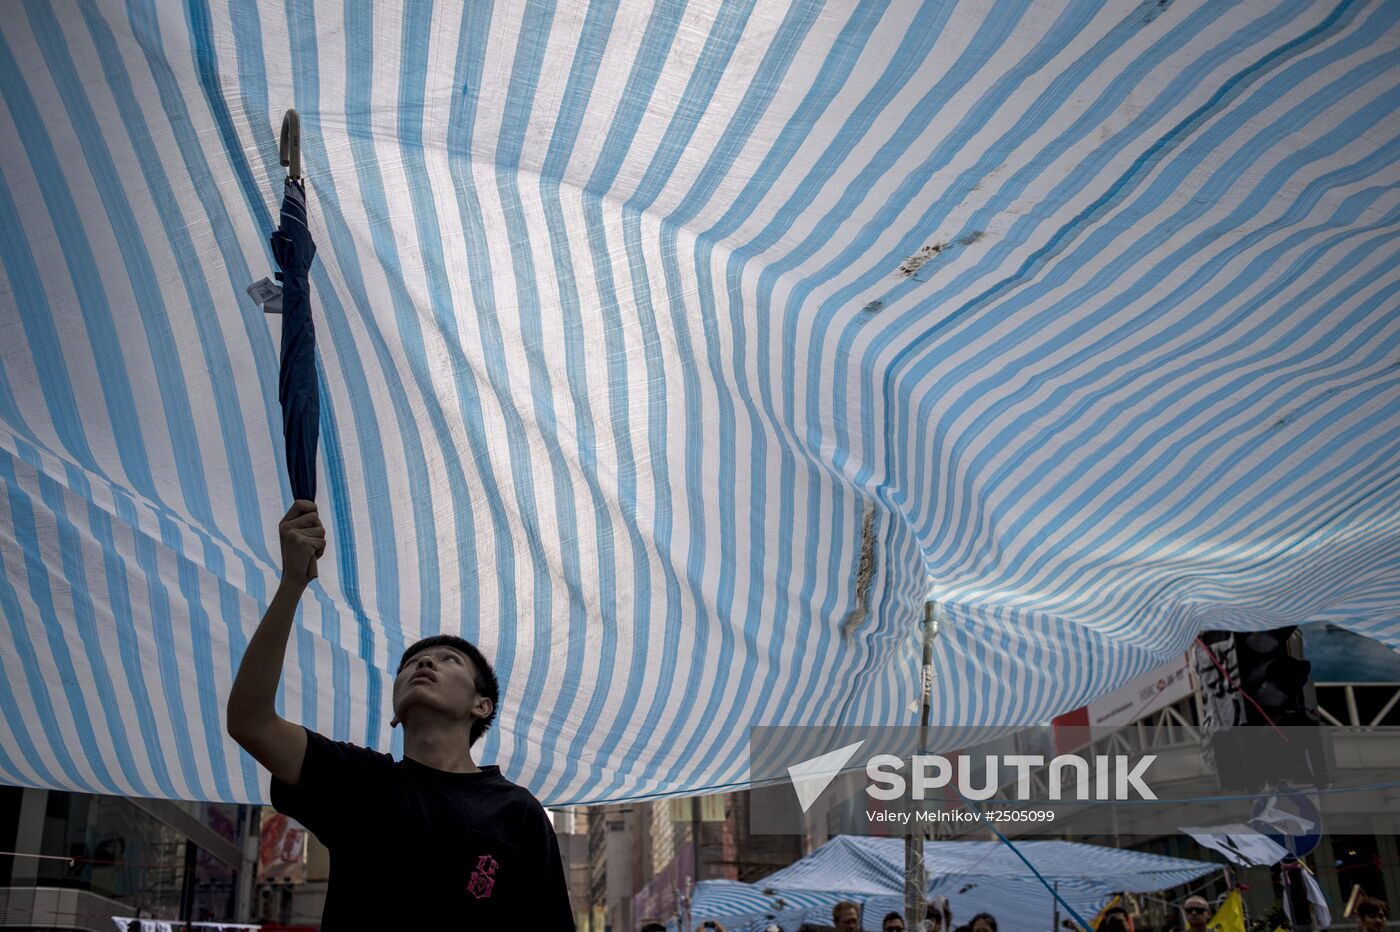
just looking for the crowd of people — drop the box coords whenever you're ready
[637,896,1003,932]
[657,891,1391,932]
[861,894,993,932]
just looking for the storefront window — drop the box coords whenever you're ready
[201,802,240,845]
[192,841,237,921]
[36,793,188,919]
[192,801,242,920]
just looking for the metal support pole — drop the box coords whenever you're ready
[692,797,702,885]
[238,806,260,923]
[907,601,938,928]
[905,830,927,931]
[180,839,198,926]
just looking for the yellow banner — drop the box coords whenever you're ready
[1090,894,1123,930]
[1207,891,1246,932]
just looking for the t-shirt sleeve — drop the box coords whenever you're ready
[269,726,391,847]
[527,802,575,930]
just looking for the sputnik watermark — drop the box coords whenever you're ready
[784,748,1157,814]
[865,754,1158,802]
[866,808,1057,826]
[749,724,1381,837]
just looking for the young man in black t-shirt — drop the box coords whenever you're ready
[227,500,575,929]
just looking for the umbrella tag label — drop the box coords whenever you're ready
[246,277,283,311]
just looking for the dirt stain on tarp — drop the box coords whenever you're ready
[1269,385,1342,430]
[842,506,879,637]
[1144,0,1172,24]
[897,242,948,278]
[895,231,986,279]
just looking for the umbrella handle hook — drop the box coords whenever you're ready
[279,109,301,181]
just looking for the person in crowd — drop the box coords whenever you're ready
[926,895,953,932]
[640,923,667,932]
[226,502,573,929]
[1101,904,1133,932]
[969,912,997,932]
[883,910,907,931]
[1356,896,1389,932]
[1183,894,1211,932]
[833,901,862,932]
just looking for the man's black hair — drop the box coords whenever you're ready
[1101,911,1130,932]
[970,913,998,932]
[396,635,500,745]
[884,912,905,925]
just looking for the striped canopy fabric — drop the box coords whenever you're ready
[763,837,1219,892]
[683,837,1220,932]
[685,880,1108,932]
[0,0,1398,806]
[685,880,851,932]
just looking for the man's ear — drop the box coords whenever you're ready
[474,696,494,721]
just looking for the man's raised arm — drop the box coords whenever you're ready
[226,500,325,786]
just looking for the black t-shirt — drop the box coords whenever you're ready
[270,727,575,930]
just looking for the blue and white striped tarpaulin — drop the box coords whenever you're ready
[685,881,850,932]
[683,837,1220,932]
[763,837,1220,892]
[685,880,1106,932]
[1,0,1398,805]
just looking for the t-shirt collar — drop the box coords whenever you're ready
[400,756,503,783]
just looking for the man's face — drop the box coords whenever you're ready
[1184,899,1210,929]
[835,907,861,932]
[392,645,489,728]
[884,917,907,932]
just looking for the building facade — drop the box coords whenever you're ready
[565,791,803,931]
[0,785,257,930]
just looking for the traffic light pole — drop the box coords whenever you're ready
[1197,626,1329,790]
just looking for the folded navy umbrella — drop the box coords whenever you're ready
[269,112,318,507]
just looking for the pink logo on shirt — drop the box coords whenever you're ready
[467,854,498,899]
